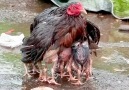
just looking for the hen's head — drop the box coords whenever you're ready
[67,2,87,16]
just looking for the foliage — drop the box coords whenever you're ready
[112,0,129,18]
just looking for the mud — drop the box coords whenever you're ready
[0,0,129,90]
[21,69,129,90]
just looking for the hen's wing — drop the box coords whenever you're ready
[22,15,61,64]
[30,6,65,33]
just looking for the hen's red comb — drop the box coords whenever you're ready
[67,2,84,16]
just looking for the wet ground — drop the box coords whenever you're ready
[0,0,129,90]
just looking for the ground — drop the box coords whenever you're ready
[0,0,129,90]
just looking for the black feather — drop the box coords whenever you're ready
[86,20,100,44]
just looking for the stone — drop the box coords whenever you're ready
[31,86,54,90]
[118,25,129,31]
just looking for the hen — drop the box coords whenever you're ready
[21,2,87,81]
[21,2,100,83]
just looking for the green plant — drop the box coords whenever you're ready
[112,0,129,18]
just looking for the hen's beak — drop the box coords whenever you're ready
[81,9,87,16]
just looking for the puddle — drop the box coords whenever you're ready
[0,0,129,90]
[93,47,129,74]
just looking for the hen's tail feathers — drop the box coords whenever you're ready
[20,45,37,63]
[86,20,100,57]
[86,20,100,45]
[33,48,46,65]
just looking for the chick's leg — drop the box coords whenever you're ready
[86,57,93,80]
[60,61,65,78]
[71,61,83,85]
[72,69,83,85]
[89,57,93,77]
[67,57,77,81]
[30,64,39,74]
[37,61,45,81]
[48,61,61,85]
[23,63,32,78]
[43,66,48,82]
[85,56,93,80]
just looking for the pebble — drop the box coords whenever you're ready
[31,86,54,90]
[118,25,129,31]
